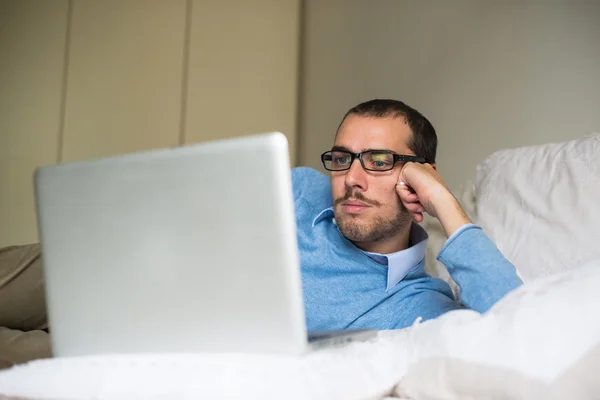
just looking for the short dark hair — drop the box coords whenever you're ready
[336,99,437,164]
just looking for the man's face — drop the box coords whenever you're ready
[331,114,414,244]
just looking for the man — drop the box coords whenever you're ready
[293,99,522,330]
[0,98,522,365]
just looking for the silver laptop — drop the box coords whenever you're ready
[34,132,375,357]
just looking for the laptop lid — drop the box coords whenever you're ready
[35,132,309,356]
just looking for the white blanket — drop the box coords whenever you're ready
[2,258,600,400]
[0,330,412,400]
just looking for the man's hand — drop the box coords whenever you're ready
[396,162,472,237]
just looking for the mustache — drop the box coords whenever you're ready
[334,189,381,207]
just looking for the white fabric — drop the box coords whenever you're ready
[394,257,600,399]
[3,258,600,400]
[474,133,600,281]
[0,332,412,400]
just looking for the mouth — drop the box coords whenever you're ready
[341,199,372,214]
[342,199,371,207]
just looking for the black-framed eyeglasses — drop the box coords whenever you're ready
[321,150,426,172]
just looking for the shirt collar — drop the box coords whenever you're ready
[312,207,335,227]
[312,206,428,291]
[367,223,428,291]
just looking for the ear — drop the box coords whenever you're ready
[430,163,437,171]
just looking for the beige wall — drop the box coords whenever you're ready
[0,0,300,247]
[298,0,600,192]
[0,0,69,247]
[6,0,599,247]
[61,0,187,163]
[185,0,300,155]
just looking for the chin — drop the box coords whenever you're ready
[334,210,363,227]
[336,218,371,237]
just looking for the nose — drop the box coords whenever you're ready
[344,157,368,191]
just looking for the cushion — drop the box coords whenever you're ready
[474,133,600,281]
[394,257,600,399]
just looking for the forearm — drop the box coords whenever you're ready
[399,165,521,311]
[437,225,523,313]
[431,191,472,238]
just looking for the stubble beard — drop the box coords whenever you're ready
[335,198,412,243]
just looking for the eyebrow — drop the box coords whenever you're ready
[331,146,394,153]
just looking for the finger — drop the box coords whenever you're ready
[396,183,420,206]
[397,162,415,186]
[403,192,420,203]
[404,202,425,214]
[396,182,417,197]
[411,212,424,223]
[396,180,416,193]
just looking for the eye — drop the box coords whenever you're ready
[334,156,350,164]
[372,160,388,167]
[331,152,352,166]
[367,153,393,169]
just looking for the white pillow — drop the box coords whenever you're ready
[394,257,600,399]
[474,133,600,281]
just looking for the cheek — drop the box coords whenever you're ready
[370,180,398,206]
[331,176,346,197]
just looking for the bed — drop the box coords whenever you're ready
[1,133,599,400]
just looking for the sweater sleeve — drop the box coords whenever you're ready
[436,225,523,313]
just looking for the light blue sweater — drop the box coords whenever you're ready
[292,167,523,330]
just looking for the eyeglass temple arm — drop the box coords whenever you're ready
[395,155,427,163]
